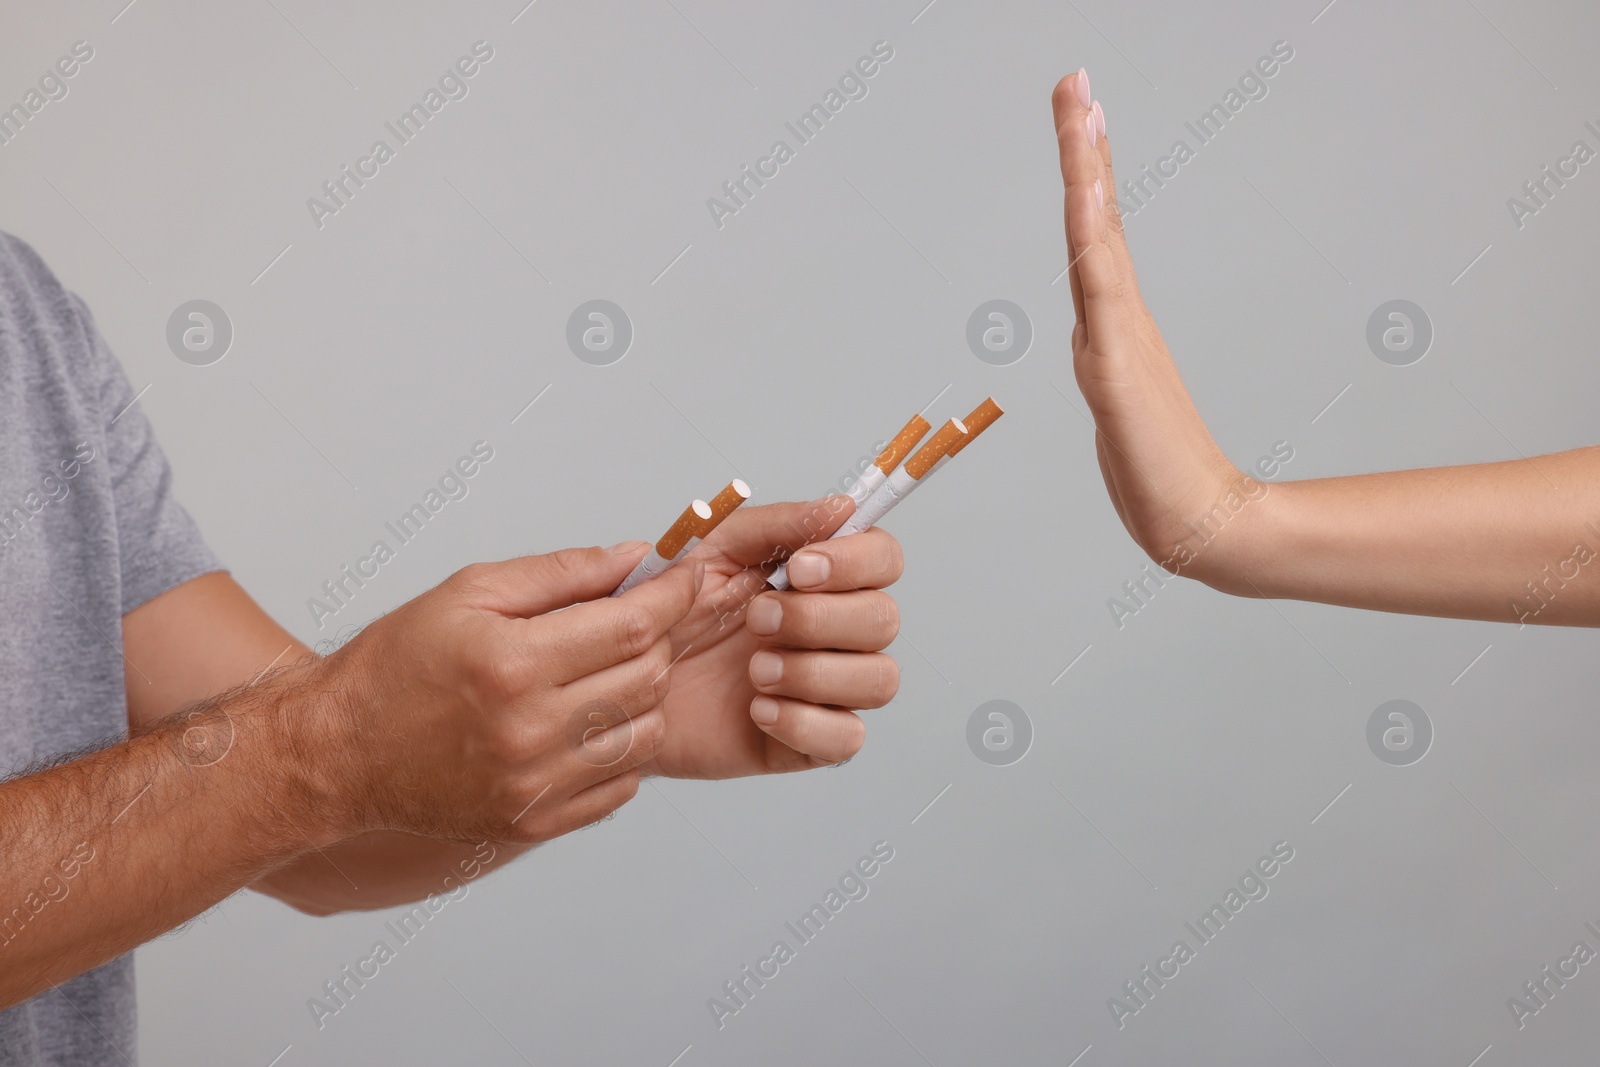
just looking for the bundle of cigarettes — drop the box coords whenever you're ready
[766,396,1003,591]
[609,396,1001,598]
[612,479,751,596]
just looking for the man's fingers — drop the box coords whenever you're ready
[749,697,865,769]
[746,589,899,651]
[519,764,646,841]
[698,498,855,570]
[559,634,675,723]
[783,527,903,592]
[748,648,900,709]
[558,705,668,792]
[523,559,700,684]
[449,543,650,618]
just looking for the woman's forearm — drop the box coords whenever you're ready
[1217,446,1600,625]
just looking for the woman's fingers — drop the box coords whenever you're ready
[1090,102,1142,292]
[1066,172,1120,326]
[748,696,866,769]
[1054,71,1120,327]
[1053,70,1091,329]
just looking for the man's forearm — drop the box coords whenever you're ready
[0,671,341,1009]
[254,833,535,915]
[1215,446,1600,625]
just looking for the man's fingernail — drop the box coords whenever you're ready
[692,559,706,594]
[750,650,783,687]
[748,597,782,636]
[1092,99,1105,138]
[1086,112,1097,149]
[789,551,830,588]
[1075,68,1091,109]
[750,696,780,726]
[608,540,649,554]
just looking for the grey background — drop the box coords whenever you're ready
[4,0,1599,1063]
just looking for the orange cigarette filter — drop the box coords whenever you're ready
[904,418,968,479]
[656,500,712,558]
[946,397,1004,457]
[698,478,752,536]
[873,414,931,474]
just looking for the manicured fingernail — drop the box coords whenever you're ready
[1076,68,1091,109]
[750,650,783,687]
[1086,113,1097,149]
[788,551,830,588]
[1094,179,1103,216]
[1092,99,1105,138]
[750,696,780,726]
[748,597,782,636]
[608,540,648,554]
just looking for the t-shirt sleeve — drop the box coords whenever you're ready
[70,294,223,613]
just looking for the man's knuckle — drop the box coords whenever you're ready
[643,647,674,701]
[452,561,494,591]
[475,647,526,698]
[615,608,657,659]
[633,714,666,755]
[796,594,832,636]
[546,547,592,586]
[612,769,643,804]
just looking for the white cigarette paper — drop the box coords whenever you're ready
[849,414,930,506]
[768,417,967,591]
[613,499,712,596]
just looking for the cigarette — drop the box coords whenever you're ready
[767,418,968,591]
[928,396,1004,474]
[672,479,752,560]
[947,397,1002,457]
[851,414,931,505]
[612,499,713,596]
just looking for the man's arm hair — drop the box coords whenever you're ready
[124,572,538,915]
[0,664,341,1010]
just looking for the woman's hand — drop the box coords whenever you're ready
[1049,68,1600,625]
[1051,69,1263,586]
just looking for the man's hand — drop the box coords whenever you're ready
[309,544,700,843]
[0,544,698,1004]
[637,498,904,779]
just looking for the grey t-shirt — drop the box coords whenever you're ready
[0,233,221,1066]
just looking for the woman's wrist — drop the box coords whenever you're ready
[1168,469,1301,598]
